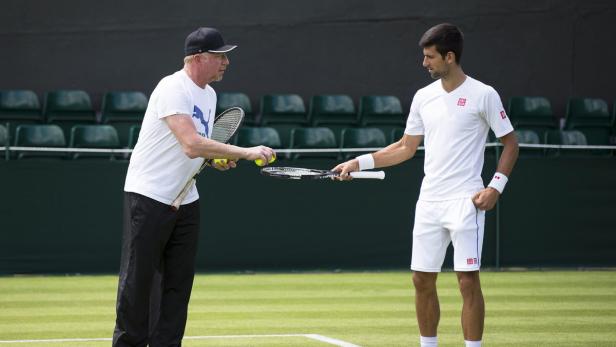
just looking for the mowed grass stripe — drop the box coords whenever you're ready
[0,337,341,347]
[5,301,615,316]
[1,270,612,287]
[6,307,613,325]
[3,284,614,296]
[1,271,616,347]
[2,294,613,310]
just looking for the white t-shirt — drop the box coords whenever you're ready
[405,76,513,201]
[124,69,216,205]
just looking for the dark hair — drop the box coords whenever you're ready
[419,23,464,63]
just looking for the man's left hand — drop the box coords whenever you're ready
[472,188,500,211]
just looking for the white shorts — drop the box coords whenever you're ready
[410,198,485,272]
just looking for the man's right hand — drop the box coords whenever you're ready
[331,159,360,181]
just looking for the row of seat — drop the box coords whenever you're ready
[229,95,616,149]
[514,129,588,145]
[0,124,126,159]
[0,122,605,160]
[0,90,146,147]
[2,90,615,148]
[513,129,612,156]
[0,122,396,160]
[235,127,400,160]
[0,90,405,148]
[508,96,616,146]
[238,127,611,158]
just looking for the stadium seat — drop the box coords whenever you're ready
[259,94,308,148]
[309,95,357,143]
[390,128,405,143]
[507,96,558,139]
[14,124,67,159]
[127,125,141,149]
[0,90,43,140]
[217,92,256,125]
[514,129,542,157]
[69,125,120,160]
[515,129,541,144]
[235,127,282,148]
[564,97,611,146]
[0,124,7,147]
[101,91,147,147]
[545,130,589,157]
[359,95,404,124]
[359,95,405,137]
[340,128,386,159]
[44,90,96,135]
[289,127,337,159]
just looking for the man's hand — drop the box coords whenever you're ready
[211,159,237,171]
[472,187,500,211]
[243,146,276,164]
[331,159,360,181]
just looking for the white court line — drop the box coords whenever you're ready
[0,333,361,346]
[0,338,111,343]
[305,334,362,347]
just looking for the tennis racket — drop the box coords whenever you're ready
[171,107,245,211]
[261,166,385,180]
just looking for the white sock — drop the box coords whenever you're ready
[465,340,481,347]
[420,335,437,347]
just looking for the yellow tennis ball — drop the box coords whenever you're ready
[213,158,228,166]
[255,154,276,167]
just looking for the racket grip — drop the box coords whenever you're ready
[349,171,385,179]
[171,178,195,211]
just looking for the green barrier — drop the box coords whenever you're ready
[0,155,614,274]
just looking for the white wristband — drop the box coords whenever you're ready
[356,154,375,171]
[488,172,508,194]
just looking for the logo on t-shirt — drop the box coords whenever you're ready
[457,98,466,106]
[500,110,507,119]
[192,106,211,137]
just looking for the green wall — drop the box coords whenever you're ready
[1,154,615,274]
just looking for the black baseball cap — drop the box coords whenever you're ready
[184,27,237,56]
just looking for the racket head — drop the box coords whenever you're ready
[211,107,245,143]
[260,166,334,180]
[171,107,244,211]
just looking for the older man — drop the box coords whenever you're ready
[113,27,275,347]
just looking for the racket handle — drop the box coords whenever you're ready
[171,178,195,211]
[171,160,209,211]
[349,171,385,179]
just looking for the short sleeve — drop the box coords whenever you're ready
[483,87,514,138]
[155,78,192,119]
[405,92,424,136]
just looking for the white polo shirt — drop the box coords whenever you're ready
[405,76,513,201]
[124,69,216,205]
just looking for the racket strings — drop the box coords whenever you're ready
[172,107,244,210]
[263,167,328,177]
[211,110,243,143]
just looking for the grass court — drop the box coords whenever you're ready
[1,271,615,346]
